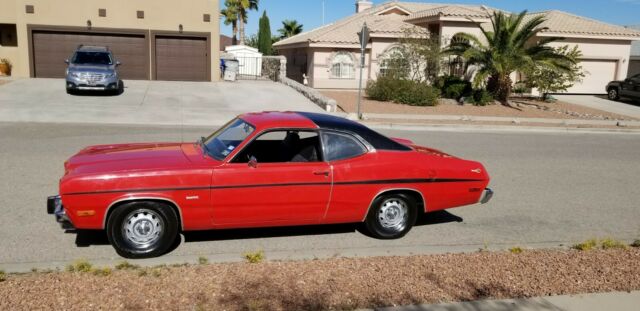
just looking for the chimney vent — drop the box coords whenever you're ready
[356,0,373,13]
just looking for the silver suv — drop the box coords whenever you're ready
[65,45,121,94]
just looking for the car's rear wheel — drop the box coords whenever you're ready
[608,88,619,100]
[364,193,417,239]
[106,201,178,259]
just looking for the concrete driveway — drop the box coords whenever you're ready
[0,78,323,126]
[555,95,640,119]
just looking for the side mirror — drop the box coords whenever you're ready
[64,59,69,64]
[116,61,121,66]
[248,156,258,168]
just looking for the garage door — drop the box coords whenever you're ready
[566,60,617,94]
[155,36,209,81]
[32,30,148,79]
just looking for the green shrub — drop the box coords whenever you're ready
[366,76,406,102]
[367,77,439,106]
[600,238,628,250]
[467,89,494,106]
[91,267,112,276]
[0,270,5,282]
[115,261,140,270]
[243,250,265,264]
[436,76,472,99]
[631,240,640,248]
[572,239,598,251]
[66,259,92,273]
[198,256,209,265]
[509,247,523,254]
[394,82,439,106]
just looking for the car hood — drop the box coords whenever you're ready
[64,143,192,175]
[68,64,116,73]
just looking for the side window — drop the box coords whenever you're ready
[233,130,321,163]
[322,132,367,162]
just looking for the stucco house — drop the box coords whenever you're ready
[274,1,640,94]
[0,0,220,81]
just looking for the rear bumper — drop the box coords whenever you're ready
[47,195,74,230]
[479,188,493,204]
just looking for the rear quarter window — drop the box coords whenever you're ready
[322,132,367,161]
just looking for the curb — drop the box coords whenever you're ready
[362,121,640,134]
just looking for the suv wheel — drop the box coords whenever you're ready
[608,88,619,100]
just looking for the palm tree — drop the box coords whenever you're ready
[445,10,576,104]
[236,0,259,45]
[278,20,304,39]
[220,0,239,45]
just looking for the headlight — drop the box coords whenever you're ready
[106,72,116,78]
[70,72,81,78]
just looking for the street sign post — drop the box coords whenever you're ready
[356,23,370,120]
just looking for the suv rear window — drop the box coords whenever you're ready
[72,52,113,65]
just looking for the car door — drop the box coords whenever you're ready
[620,74,639,98]
[210,130,331,227]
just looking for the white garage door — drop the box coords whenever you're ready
[566,60,617,94]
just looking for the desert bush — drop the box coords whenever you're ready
[600,238,628,250]
[198,256,209,265]
[367,77,439,106]
[631,240,640,248]
[115,261,140,270]
[394,82,439,106]
[436,76,472,100]
[91,267,112,276]
[66,259,93,273]
[243,250,265,264]
[0,270,5,282]
[509,247,523,254]
[466,89,494,106]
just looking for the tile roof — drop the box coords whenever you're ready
[528,10,640,38]
[274,1,640,48]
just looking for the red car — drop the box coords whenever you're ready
[48,112,492,258]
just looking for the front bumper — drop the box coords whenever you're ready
[479,188,493,204]
[47,195,74,230]
[66,76,119,91]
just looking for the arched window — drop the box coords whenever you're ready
[330,52,355,79]
[379,46,408,78]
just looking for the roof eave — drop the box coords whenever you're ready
[406,15,489,24]
[537,32,640,41]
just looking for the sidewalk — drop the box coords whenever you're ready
[371,291,640,311]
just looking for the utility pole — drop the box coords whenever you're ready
[356,22,370,120]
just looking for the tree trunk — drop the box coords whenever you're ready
[487,74,513,105]
[238,19,246,45]
[232,24,238,45]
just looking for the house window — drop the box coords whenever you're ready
[379,46,408,78]
[330,52,355,79]
[0,24,18,47]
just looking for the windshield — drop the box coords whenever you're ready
[72,51,113,65]
[202,118,255,160]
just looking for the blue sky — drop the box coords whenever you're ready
[219,0,640,38]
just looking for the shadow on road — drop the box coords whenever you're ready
[69,210,463,250]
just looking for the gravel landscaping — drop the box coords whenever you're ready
[322,90,638,121]
[1,248,639,310]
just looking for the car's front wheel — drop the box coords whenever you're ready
[106,201,178,259]
[364,193,417,239]
[608,87,619,100]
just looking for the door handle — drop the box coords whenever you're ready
[313,171,330,176]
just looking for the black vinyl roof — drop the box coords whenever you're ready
[297,112,412,151]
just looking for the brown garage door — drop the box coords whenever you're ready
[32,30,148,79]
[155,36,209,81]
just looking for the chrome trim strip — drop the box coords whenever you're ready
[480,188,493,204]
[361,188,427,222]
[103,197,185,230]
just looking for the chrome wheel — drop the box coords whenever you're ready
[122,209,164,249]
[378,198,409,232]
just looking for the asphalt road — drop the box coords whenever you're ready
[1,122,639,271]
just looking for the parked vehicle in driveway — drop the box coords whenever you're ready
[65,45,121,94]
[48,112,493,258]
[607,74,640,101]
